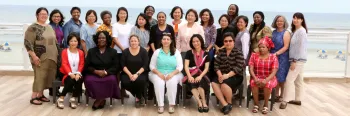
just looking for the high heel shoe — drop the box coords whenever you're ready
[69,97,77,109]
[202,107,209,113]
[56,98,64,109]
[198,107,203,113]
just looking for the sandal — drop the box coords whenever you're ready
[252,105,259,113]
[276,96,283,102]
[262,107,269,114]
[30,97,42,105]
[169,106,175,114]
[69,97,77,109]
[38,96,50,102]
[56,98,64,109]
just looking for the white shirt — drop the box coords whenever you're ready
[67,49,80,75]
[112,22,133,53]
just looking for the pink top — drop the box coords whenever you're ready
[176,23,205,52]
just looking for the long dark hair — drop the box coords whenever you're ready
[249,11,266,39]
[291,12,308,33]
[227,4,239,23]
[160,33,175,56]
[49,9,65,26]
[135,13,150,31]
[199,8,214,26]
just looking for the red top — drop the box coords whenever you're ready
[249,53,278,79]
[59,48,85,85]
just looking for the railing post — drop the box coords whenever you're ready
[345,32,350,78]
[22,24,31,70]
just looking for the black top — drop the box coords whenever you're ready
[215,27,235,48]
[214,48,244,75]
[85,47,119,75]
[121,47,149,74]
[149,24,175,50]
[185,50,210,71]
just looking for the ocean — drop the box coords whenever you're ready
[0,5,348,74]
[1,5,350,30]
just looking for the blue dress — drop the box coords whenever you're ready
[271,30,290,82]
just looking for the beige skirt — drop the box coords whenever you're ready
[32,59,57,92]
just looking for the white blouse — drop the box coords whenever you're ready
[68,49,80,75]
[112,22,133,53]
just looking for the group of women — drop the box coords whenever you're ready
[24,4,308,115]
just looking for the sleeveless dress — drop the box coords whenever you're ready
[271,30,290,82]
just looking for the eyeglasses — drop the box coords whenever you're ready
[146,9,154,12]
[224,40,233,43]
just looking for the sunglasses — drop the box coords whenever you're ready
[224,40,233,43]
[163,32,171,36]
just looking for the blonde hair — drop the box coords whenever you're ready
[271,15,289,29]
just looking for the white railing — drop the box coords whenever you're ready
[1,23,350,79]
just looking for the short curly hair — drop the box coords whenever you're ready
[93,31,113,47]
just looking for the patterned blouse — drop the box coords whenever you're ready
[97,24,112,35]
[203,25,217,47]
[249,53,279,79]
[130,26,150,48]
[214,48,244,75]
[24,23,59,63]
[249,24,272,52]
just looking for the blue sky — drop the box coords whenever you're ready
[1,0,349,13]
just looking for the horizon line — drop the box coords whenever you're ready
[1,4,350,14]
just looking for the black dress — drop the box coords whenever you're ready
[120,48,149,99]
[184,50,210,91]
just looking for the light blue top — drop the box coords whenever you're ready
[289,27,307,62]
[80,24,98,51]
[149,48,183,74]
[63,18,82,48]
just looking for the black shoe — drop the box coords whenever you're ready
[98,100,106,109]
[203,107,209,113]
[222,104,233,115]
[198,107,203,113]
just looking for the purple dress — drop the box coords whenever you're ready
[271,30,290,82]
[84,47,121,99]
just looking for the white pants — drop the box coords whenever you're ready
[149,72,183,106]
[283,62,305,101]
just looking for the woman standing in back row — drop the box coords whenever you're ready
[80,10,98,55]
[144,5,158,27]
[270,15,291,102]
[249,11,272,53]
[176,9,205,58]
[280,12,308,109]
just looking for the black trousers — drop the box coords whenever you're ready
[60,76,83,97]
[121,73,147,99]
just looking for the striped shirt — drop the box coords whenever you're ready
[289,27,307,62]
[214,48,244,75]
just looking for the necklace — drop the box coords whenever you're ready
[70,50,78,67]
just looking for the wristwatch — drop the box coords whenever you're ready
[136,72,140,76]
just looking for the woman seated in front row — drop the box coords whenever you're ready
[149,33,183,114]
[183,34,210,113]
[249,36,278,114]
[57,33,85,109]
[120,35,149,108]
[84,31,121,110]
[212,32,244,115]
